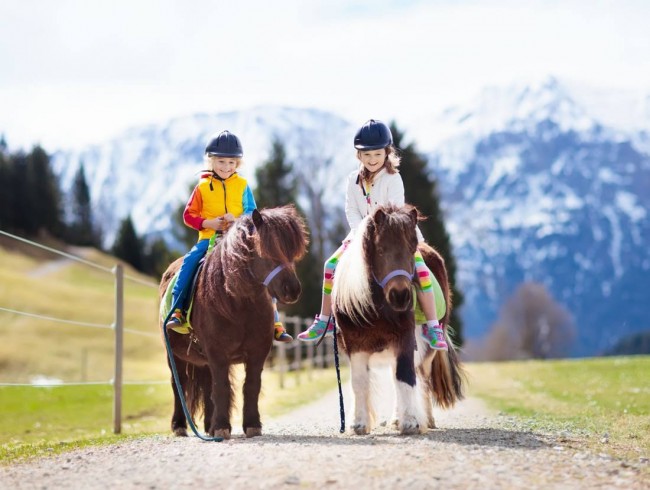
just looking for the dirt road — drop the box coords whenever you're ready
[1,367,647,489]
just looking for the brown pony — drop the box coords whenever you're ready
[159,205,309,439]
[332,204,464,435]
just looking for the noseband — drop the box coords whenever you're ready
[262,263,291,287]
[372,268,414,289]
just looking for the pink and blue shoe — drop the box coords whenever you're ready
[297,315,334,342]
[422,323,448,351]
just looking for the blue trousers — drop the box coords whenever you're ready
[172,238,210,310]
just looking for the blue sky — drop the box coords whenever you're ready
[1,0,649,149]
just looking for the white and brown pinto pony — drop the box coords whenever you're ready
[332,204,464,435]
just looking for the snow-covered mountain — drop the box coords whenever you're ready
[416,77,650,355]
[52,107,356,246]
[51,77,650,356]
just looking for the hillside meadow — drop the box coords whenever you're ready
[0,243,648,468]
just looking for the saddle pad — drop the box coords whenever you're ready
[160,264,203,334]
[413,276,446,325]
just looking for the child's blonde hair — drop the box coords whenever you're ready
[357,145,400,182]
[204,154,243,172]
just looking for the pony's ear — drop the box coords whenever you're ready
[375,208,387,227]
[408,208,418,227]
[252,209,264,229]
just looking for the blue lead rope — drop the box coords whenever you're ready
[162,297,223,442]
[331,318,346,433]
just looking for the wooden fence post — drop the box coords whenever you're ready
[112,263,124,434]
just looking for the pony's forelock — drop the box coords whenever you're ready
[255,206,308,264]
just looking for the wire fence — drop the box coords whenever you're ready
[0,229,339,430]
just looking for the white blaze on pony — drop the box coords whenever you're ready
[332,204,464,435]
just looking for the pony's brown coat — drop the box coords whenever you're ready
[159,205,309,438]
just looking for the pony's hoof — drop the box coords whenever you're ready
[399,416,424,435]
[213,428,231,440]
[245,427,262,438]
[173,427,188,437]
[352,424,370,435]
[427,417,437,429]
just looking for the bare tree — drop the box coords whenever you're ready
[483,282,575,360]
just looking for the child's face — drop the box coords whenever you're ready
[210,157,239,180]
[359,149,386,173]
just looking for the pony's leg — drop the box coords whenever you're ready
[170,359,188,437]
[242,358,265,438]
[394,334,427,435]
[414,336,437,429]
[209,361,233,439]
[201,367,214,434]
[419,352,437,429]
[350,351,372,435]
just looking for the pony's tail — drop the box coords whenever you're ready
[429,326,466,409]
[417,242,464,408]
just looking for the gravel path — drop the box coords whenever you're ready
[1,367,647,489]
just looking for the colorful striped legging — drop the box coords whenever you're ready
[322,244,436,295]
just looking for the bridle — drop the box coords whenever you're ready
[262,263,291,287]
[372,268,415,289]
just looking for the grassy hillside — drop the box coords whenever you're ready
[0,244,165,383]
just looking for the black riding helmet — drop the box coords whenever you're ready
[205,130,243,157]
[354,119,393,150]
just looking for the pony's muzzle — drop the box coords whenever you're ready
[385,279,413,312]
[273,276,302,305]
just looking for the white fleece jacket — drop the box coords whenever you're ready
[344,167,424,243]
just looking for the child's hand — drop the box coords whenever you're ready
[223,213,235,223]
[203,217,227,231]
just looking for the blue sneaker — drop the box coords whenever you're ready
[421,323,448,351]
[297,315,334,342]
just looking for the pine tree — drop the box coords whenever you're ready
[11,152,37,235]
[112,215,144,271]
[143,237,176,278]
[255,138,321,317]
[390,122,465,346]
[172,183,197,250]
[69,163,99,247]
[26,146,64,238]
[0,148,11,230]
[254,138,297,207]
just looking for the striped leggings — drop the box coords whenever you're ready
[322,244,435,295]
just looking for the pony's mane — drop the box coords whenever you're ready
[332,215,376,324]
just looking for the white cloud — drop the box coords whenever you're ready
[1,0,649,149]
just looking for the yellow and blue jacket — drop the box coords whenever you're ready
[183,172,256,241]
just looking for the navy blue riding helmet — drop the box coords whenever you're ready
[354,119,393,150]
[205,130,244,158]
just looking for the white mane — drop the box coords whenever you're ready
[332,216,377,324]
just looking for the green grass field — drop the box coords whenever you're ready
[466,357,650,461]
